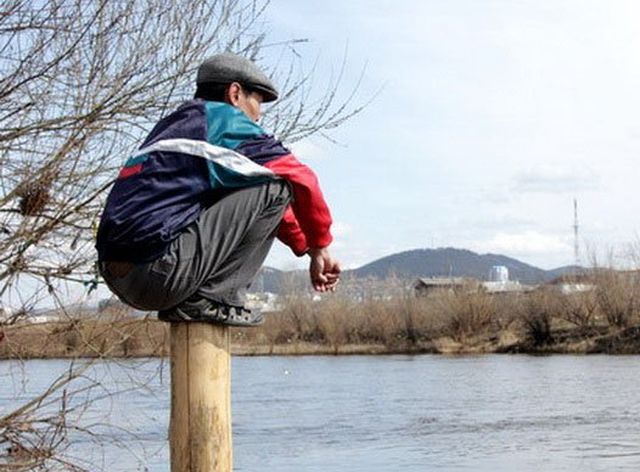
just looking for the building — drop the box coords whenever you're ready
[414,275,534,297]
[489,265,509,283]
[482,280,535,294]
[414,277,479,297]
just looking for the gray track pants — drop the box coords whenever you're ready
[101,180,291,312]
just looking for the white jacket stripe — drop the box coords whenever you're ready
[133,138,275,178]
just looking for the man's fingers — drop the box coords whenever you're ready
[311,271,329,292]
[312,279,339,292]
[313,272,329,283]
[308,249,341,292]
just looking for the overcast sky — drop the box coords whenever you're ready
[261,0,640,271]
[9,1,640,312]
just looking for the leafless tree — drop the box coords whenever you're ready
[0,0,367,468]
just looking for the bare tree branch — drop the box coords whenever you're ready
[0,0,369,468]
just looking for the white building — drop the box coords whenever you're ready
[489,265,509,282]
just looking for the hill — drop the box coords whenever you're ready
[351,247,578,284]
[253,247,581,292]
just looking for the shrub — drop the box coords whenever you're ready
[435,287,495,341]
[595,271,639,328]
[557,291,598,327]
[520,290,557,346]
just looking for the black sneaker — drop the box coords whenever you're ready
[158,302,264,327]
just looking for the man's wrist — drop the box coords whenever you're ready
[307,246,329,257]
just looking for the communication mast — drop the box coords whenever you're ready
[573,198,580,266]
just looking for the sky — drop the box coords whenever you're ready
[261,0,640,271]
[8,1,640,311]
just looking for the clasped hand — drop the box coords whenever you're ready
[308,247,341,292]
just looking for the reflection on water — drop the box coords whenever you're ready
[2,355,640,471]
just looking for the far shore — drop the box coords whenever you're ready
[4,278,640,359]
[2,316,640,360]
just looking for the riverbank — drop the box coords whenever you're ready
[3,277,640,358]
[2,315,640,359]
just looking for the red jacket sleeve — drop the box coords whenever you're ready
[277,205,308,256]
[263,154,333,256]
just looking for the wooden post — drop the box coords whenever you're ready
[170,322,232,472]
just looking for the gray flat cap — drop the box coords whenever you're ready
[196,53,278,102]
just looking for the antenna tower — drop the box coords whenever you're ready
[573,198,580,266]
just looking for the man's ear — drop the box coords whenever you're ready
[225,82,243,106]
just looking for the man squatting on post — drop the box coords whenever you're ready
[96,54,341,326]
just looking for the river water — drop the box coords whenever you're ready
[1,355,640,471]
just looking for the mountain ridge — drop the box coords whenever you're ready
[350,247,568,283]
[254,247,580,292]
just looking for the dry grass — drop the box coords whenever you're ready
[0,315,169,360]
[594,270,639,328]
[557,290,599,327]
[432,287,495,341]
[238,294,440,352]
[2,270,640,359]
[519,289,557,347]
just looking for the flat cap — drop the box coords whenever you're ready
[196,53,278,102]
